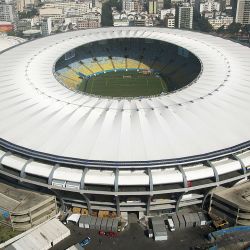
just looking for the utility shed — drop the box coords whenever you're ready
[5,219,70,250]
[151,217,168,241]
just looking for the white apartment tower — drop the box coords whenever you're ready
[41,17,52,36]
[178,6,193,29]
[236,0,250,25]
[0,1,17,22]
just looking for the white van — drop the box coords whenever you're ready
[167,218,175,232]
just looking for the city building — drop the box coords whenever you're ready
[165,13,175,27]
[22,28,41,38]
[236,0,250,25]
[113,13,130,26]
[39,7,64,22]
[40,17,52,36]
[157,0,164,10]
[17,19,32,32]
[0,1,17,23]
[0,181,57,231]
[16,0,39,12]
[4,219,70,250]
[209,181,250,226]
[122,0,143,13]
[160,8,176,20]
[122,0,134,12]
[149,0,157,14]
[178,6,193,29]
[171,0,185,4]
[208,15,233,29]
[77,18,100,29]
[0,20,13,31]
[200,0,220,13]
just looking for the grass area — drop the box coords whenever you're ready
[78,71,168,97]
[0,224,20,243]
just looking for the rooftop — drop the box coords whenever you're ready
[0,27,250,167]
[0,181,55,213]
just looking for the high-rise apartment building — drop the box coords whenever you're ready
[41,17,52,36]
[157,0,164,10]
[236,0,250,25]
[148,0,157,14]
[0,1,17,23]
[178,6,193,29]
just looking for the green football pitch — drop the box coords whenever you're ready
[78,71,168,97]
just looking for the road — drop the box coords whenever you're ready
[52,222,213,250]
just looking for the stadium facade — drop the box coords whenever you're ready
[0,27,250,217]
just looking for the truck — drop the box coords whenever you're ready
[167,218,175,232]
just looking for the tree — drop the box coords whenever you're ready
[101,2,113,26]
[18,8,38,19]
[240,24,249,34]
[194,17,213,33]
[101,0,122,26]
[217,25,225,33]
[164,0,172,9]
[227,22,242,34]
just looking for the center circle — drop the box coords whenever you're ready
[54,38,201,98]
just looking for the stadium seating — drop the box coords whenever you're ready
[57,68,82,84]
[99,59,114,71]
[55,38,201,92]
[126,58,140,69]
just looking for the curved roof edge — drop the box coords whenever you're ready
[0,138,249,168]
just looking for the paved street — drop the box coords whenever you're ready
[52,222,213,250]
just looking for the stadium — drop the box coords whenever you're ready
[0,27,250,219]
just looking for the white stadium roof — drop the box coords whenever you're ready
[0,27,250,168]
[0,34,26,52]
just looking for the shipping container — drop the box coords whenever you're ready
[101,217,108,231]
[95,217,102,230]
[90,216,97,229]
[112,219,119,232]
[79,216,86,228]
[84,216,91,229]
[106,218,114,231]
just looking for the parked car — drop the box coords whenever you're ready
[107,231,118,238]
[99,230,106,236]
[79,237,91,246]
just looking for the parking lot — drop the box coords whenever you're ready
[52,222,213,250]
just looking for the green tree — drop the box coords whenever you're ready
[18,8,38,19]
[217,25,225,33]
[164,0,172,9]
[101,0,122,26]
[227,22,242,34]
[193,16,213,32]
